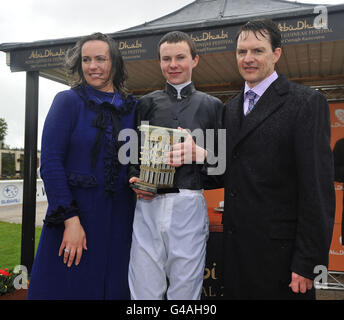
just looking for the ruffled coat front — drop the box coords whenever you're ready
[27,85,136,299]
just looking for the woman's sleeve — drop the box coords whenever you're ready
[40,90,81,227]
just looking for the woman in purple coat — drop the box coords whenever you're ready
[27,33,136,299]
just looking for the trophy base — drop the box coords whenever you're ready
[130,183,179,194]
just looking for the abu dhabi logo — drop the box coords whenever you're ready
[332,109,344,128]
[2,185,19,198]
[335,184,344,191]
[335,109,344,123]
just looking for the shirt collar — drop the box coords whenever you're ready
[244,71,278,97]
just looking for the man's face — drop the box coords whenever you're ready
[236,30,281,88]
[159,41,199,85]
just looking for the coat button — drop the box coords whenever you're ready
[229,190,237,197]
[232,152,239,160]
[227,227,236,235]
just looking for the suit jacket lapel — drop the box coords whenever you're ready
[233,75,290,147]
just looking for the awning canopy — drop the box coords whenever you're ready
[1,0,344,101]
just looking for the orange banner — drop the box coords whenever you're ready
[329,102,344,271]
[204,189,224,232]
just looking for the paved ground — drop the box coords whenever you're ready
[316,273,344,300]
[1,203,344,300]
[0,202,47,226]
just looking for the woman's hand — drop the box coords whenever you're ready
[58,216,87,267]
[129,177,156,200]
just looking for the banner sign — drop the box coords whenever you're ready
[202,233,224,300]
[278,14,337,45]
[329,102,344,271]
[8,8,344,72]
[10,45,70,72]
[0,179,47,206]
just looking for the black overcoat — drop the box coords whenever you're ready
[333,138,344,245]
[222,75,335,299]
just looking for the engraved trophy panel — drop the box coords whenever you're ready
[132,124,188,194]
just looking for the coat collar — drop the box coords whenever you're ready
[228,75,290,147]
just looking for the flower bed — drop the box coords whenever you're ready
[0,289,27,300]
[0,268,28,300]
[0,268,16,296]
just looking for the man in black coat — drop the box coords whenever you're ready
[333,138,344,246]
[222,20,335,299]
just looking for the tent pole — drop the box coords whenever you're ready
[21,71,39,274]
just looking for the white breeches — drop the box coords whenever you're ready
[129,189,209,300]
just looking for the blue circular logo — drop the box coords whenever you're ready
[3,185,19,198]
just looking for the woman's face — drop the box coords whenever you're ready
[81,40,114,92]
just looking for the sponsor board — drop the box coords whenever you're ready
[0,179,46,206]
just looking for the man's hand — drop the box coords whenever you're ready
[168,127,207,167]
[129,177,156,200]
[289,272,313,293]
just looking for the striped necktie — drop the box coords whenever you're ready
[245,90,257,115]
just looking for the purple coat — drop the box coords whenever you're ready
[28,85,136,299]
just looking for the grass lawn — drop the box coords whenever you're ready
[0,221,42,271]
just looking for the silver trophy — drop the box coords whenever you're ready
[131,124,188,194]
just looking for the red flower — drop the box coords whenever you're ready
[0,269,10,276]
